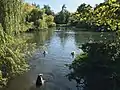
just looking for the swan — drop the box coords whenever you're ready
[36,74,45,87]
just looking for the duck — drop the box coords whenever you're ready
[71,51,75,57]
[43,51,48,57]
[36,74,45,87]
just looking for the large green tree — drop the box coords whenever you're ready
[0,0,35,86]
[69,3,93,28]
[93,0,120,31]
[43,5,54,15]
[0,0,25,34]
[69,0,120,31]
[26,4,56,30]
[55,4,70,24]
[67,40,120,90]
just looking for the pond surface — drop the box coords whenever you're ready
[1,27,116,90]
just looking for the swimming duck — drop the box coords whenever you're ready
[71,51,75,58]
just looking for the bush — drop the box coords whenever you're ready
[67,41,120,90]
[45,15,56,27]
[35,19,48,30]
[0,24,36,87]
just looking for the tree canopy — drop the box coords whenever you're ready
[69,0,120,31]
[55,4,70,24]
[43,5,54,15]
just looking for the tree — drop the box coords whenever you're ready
[69,4,93,28]
[62,4,66,11]
[43,5,54,15]
[25,3,55,30]
[0,0,24,34]
[0,0,35,86]
[55,4,70,24]
[67,41,120,90]
[69,0,120,31]
[93,0,120,31]
[45,15,56,27]
[32,3,40,8]
[77,3,86,13]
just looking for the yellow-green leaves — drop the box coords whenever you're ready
[0,0,36,87]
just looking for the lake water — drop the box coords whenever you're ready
[1,27,116,90]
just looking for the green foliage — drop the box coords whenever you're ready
[43,5,54,15]
[67,40,120,90]
[0,2,55,87]
[69,0,120,31]
[69,3,93,29]
[36,19,48,29]
[93,0,120,31]
[55,4,70,24]
[25,4,56,30]
[0,0,36,87]
[0,0,24,34]
[77,3,92,13]
[0,23,35,87]
[45,15,56,27]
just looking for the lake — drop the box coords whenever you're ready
[1,27,116,90]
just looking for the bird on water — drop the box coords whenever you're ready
[36,74,45,87]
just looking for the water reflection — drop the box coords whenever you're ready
[74,31,116,47]
[30,28,54,47]
[1,27,116,90]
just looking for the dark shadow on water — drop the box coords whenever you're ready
[67,40,120,90]
[29,85,44,90]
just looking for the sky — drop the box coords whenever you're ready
[25,0,104,13]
